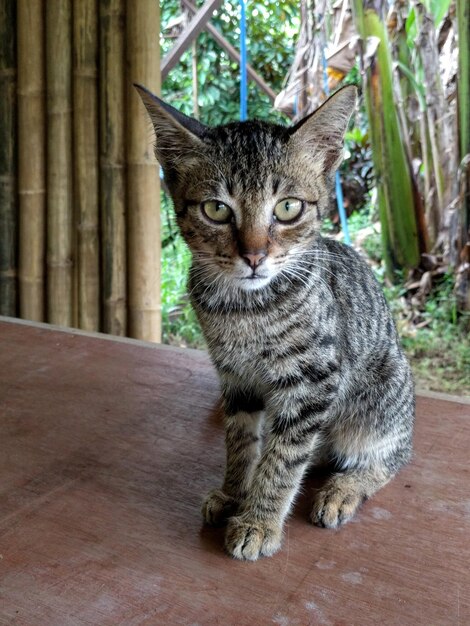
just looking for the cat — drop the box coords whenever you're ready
[136,83,415,561]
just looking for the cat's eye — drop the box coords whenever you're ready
[201,200,232,224]
[273,198,304,222]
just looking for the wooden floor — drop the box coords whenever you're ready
[0,318,469,626]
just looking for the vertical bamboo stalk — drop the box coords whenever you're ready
[100,0,127,336]
[46,0,74,326]
[73,0,100,331]
[0,0,17,316]
[126,0,161,341]
[18,0,46,322]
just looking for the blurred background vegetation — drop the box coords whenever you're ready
[160,0,469,395]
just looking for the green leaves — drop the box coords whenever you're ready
[406,0,452,48]
[161,0,298,124]
[405,9,417,48]
[423,0,452,27]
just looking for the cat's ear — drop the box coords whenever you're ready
[289,85,357,171]
[134,84,206,170]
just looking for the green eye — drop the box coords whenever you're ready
[273,198,304,222]
[201,200,232,223]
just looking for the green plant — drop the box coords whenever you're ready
[161,0,299,124]
[382,272,470,395]
[160,198,205,347]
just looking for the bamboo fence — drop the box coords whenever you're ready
[18,0,46,322]
[74,0,100,331]
[0,0,17,316]
[100,0,127,336]
[1,0,161,341]
[126,0,161,340]
[46,0,74,327]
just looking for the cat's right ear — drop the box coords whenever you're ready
[288,85,357,172]
[134,84,206,170]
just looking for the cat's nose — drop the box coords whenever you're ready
[242,251,267,269]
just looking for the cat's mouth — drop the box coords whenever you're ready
[236,272,271,291]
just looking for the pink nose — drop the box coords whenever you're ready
[242,251,267,269]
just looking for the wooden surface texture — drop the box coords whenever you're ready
[0,319,469,625]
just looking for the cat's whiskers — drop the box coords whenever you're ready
[188,261,219,297]
[283,262,333,297]
[287,250,351,281]
[287,248,350,267]
[292,254,349,269]
[289,260,339,292]
[281,266,313,291]
[292,258,341,283]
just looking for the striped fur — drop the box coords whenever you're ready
[137,85,415,561]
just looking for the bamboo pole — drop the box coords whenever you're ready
[126,0,161,341]
[46,0,74,326]
[73,0,100,331]
[100,0,127,336]
[0,0,17,316]
[18,0,46,322]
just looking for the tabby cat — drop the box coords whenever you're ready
[136,84,415,561]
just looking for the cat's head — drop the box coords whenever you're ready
[136,84,356,292]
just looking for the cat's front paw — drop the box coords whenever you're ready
[225,516,282,561]
[202,489,238,526]
[310,480,364,528]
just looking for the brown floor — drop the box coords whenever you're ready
[0,318,469,626]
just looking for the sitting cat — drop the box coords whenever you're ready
[136,84,415,561]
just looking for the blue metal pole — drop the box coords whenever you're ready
[335,172,350,243]
[239,0,247,121]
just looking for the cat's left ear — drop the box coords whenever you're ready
[289,85,357,171]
